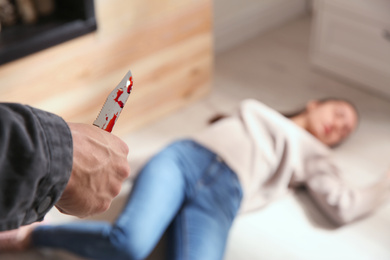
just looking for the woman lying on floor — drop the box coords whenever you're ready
[1,98,389,260]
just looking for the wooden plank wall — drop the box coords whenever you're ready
[0,0,213,136]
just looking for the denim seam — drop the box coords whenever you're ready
[231,172,243,204]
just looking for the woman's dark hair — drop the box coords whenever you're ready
[208,113,229,124]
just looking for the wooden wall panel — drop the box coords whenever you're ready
[0,0,213,135]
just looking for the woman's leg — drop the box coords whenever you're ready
[32,140,197,260]
[166,154,243,260]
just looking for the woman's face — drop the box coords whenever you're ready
[306,100,358,146]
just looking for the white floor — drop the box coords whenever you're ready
[2,15,390,260]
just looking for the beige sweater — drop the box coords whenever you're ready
[193,99,389,225]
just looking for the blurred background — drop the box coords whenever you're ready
[1,0,389,259]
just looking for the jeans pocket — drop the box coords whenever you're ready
[195,158,243,221]
[197,156,224,188]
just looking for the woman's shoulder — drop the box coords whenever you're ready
[240,99,272,110]
[239,99,298,128]
[240,99,330,151]
[239,99,285,120]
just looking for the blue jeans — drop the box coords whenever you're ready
[32,140,243,260]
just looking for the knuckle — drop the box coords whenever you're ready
[112,136,129,155]
[118,163,131,179]
[111,184,121,197]
[98,200,111,213]
[121,141,130,154]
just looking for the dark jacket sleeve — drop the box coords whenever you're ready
[0,103,73,231]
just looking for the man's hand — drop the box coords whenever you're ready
[55,123,130,218]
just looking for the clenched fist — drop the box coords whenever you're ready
[55,123,130,218]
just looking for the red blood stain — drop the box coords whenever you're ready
[127,76,133,94]
[104,113,117,132]
[114,89,124,108]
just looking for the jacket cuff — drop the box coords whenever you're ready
[24,107,73,224]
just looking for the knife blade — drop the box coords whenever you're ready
[93,70,133,132]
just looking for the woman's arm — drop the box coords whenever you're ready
[304,159,390,225]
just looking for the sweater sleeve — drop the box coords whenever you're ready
[304,156,390,226]
[0,103,73,231]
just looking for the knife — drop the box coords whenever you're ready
[93,70,133,132]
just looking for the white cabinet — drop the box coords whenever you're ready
[310,0,390,97]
